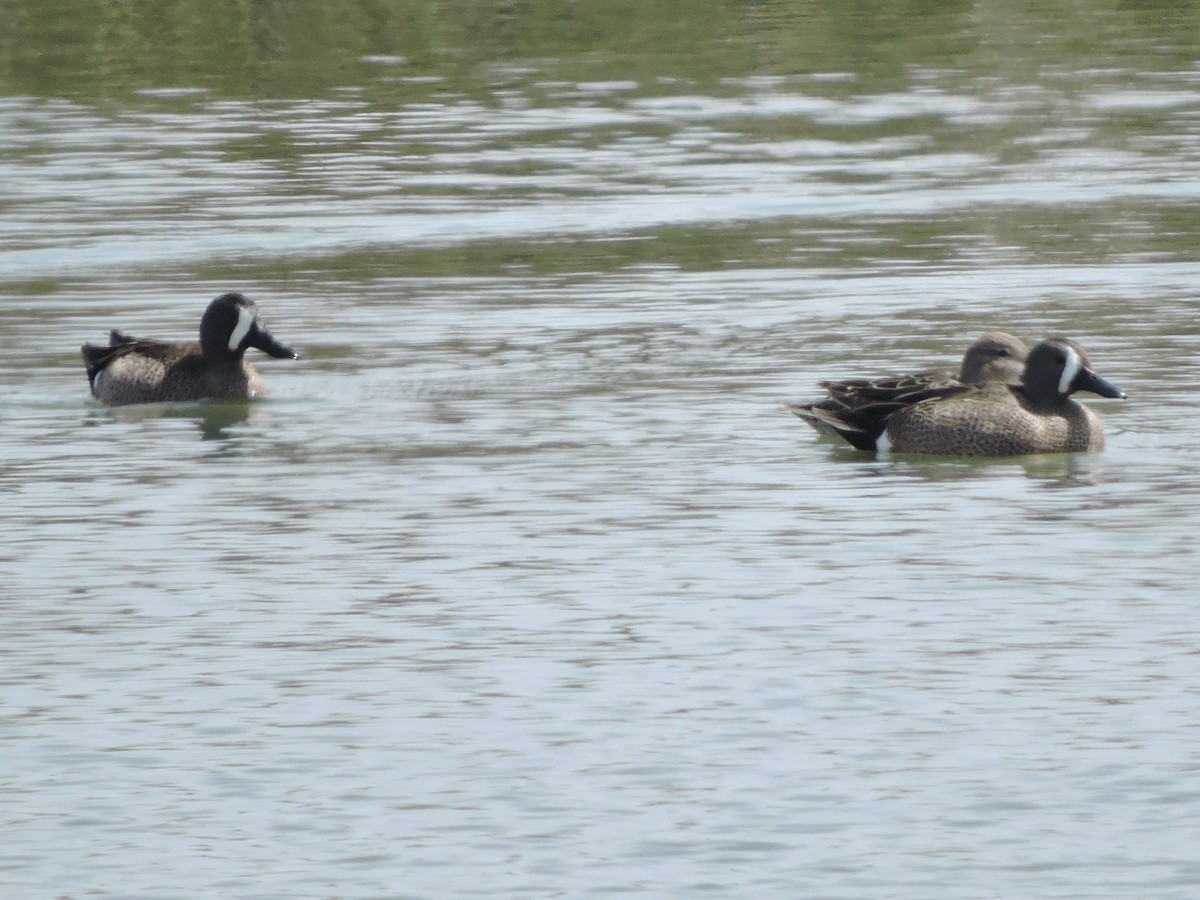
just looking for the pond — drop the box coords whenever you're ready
[3,2,1200,897]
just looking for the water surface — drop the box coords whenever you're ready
[3,2,1200,897]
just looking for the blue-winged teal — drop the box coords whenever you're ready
[791,337,1125,456]
[790,332,1028,438]
[82,292,298,406]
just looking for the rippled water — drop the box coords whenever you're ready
[4,6,1200,898]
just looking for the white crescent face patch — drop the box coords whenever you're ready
[228,305,255,352]
[1057,345,1081,395]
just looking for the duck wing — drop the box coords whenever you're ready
[80,332,187,384]
[789,381,976,451]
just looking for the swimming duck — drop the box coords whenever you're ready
[792,337,1125,455]
[82,292,298,406]
[790,331,1028,438]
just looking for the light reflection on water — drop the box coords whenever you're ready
[4,57,1200,900]
[5,64,1200,278]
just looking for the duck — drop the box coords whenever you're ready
[82,292,298,406]
[792,337,1125,456]
[790,331,1028,438]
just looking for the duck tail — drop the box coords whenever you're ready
[786,401,884,451]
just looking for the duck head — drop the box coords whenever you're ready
[200,292,298,360]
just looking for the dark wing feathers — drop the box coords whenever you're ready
[80,333,177,385]
[789,375,976,451]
